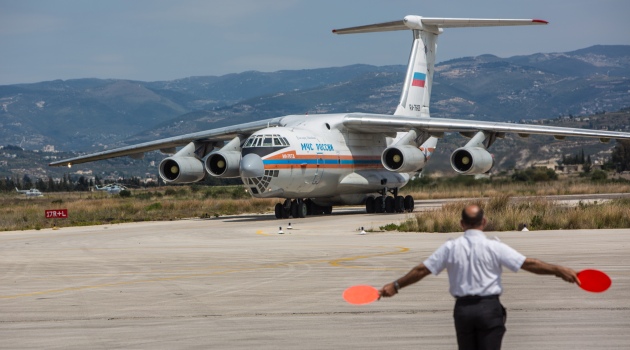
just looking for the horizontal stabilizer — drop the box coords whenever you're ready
[333,16,547,34]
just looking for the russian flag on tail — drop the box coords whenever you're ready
[412,72,426,87]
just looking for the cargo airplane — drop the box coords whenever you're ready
[50,16,630,219]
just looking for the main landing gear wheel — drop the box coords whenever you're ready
[404,195,415,212]
[274,203,283,219]
[374,196,384,213]
[298,202,307,218]
[385,196,395,213]
[394,196,405,213]
[290,200,299,218]
[367,187,413,214]
[274,199,317,219]
[282,199,291,218]
[365,196,376,214]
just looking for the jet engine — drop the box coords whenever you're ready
[450,147,494,175]
[205,151,241,178]
[382,145,426,173]
[159,156,205,183]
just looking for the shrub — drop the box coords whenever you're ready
[119,190,132,197]
[380,223,400,231]
[591,170,608,181]
[145,202,163,211]
[135,192,153,200]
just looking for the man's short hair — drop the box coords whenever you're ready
[461,206,484,227]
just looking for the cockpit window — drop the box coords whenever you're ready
[243,134,290,148]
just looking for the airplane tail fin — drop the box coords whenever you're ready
[334,16,547,118]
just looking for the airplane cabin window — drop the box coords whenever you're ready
[273,137,282,146]
[245,138,255,147]
[263,137,272,147]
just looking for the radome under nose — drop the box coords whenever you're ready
[240,153,264,178]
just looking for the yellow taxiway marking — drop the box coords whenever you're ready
[0,246,411,299]
[329,246,410,270]
[256,230,273,236]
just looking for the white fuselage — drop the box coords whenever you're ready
[240,114,412,206]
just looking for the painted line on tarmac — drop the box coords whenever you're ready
[329,246,410,270]
[0,247,410,299]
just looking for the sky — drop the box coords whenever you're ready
[1,0,629,85]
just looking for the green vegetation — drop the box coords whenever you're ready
[0,185,276,231]
[1,177,629,232]
[395,195,630,233]
[402,172,630,200]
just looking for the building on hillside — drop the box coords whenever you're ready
[555,163,584,173]
[531,159,587,174]
[531,159,558,171]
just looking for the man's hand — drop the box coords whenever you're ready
[555,266,581,285]
[379,282,398,298]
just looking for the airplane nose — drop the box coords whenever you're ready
[240,153,264,178]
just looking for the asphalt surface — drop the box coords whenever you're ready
[1,209,629,349]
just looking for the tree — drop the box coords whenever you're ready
[610,140,630,172]
[22,174,33,189]
[583,155,592,173]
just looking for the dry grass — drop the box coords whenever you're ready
[0,187,276,231]
[402,181,630,200]
[2,180,629,232]
[398,196,630,232]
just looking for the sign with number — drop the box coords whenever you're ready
[45,209,68,219]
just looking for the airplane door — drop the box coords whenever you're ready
[312,154,324,185]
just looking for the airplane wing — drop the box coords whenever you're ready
[342,113,630,141]
[49,117,283,167]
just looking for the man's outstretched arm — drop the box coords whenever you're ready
[380,263,432,297]
[521,258,580,285]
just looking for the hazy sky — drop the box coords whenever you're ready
[1,0,629,85]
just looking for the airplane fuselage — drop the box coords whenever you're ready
[240,114,412,206]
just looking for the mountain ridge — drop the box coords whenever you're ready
[1,45,629,152]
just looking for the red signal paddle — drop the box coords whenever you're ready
[343,285,380,305]
[577,269,611,293]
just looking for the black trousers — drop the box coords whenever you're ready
[453,295,506,350]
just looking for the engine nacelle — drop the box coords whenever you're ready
[159,156,205,183]
[205,151,241,178]
[381,145,426,173]
[450,147,494,175]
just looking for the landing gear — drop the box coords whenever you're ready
[365,187,415,214]
[385,196,395,213]
[365,196,376,213]
[274,198,330,219]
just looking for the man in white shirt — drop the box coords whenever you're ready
[379,205,580,350]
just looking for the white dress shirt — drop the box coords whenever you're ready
[423,229,526,297]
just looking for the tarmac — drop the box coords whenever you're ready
[1,209,629,349]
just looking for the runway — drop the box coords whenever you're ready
[1,211,629,349]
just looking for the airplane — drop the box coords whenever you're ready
[95,184,127,194]
[16,187,44,197]
[50,15,630,219]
